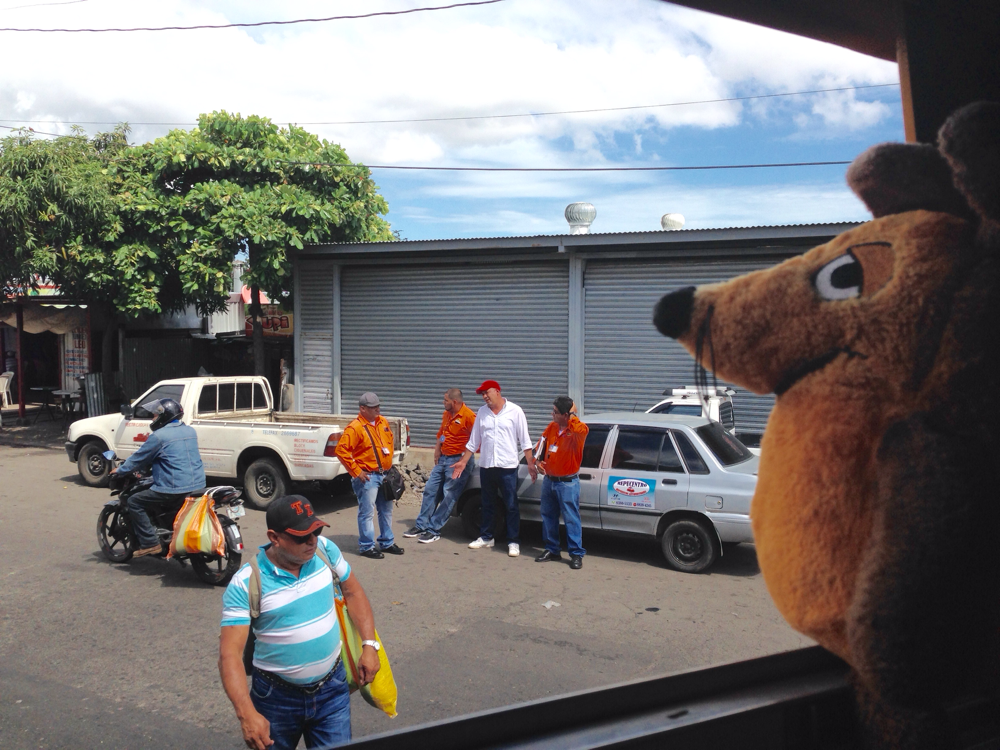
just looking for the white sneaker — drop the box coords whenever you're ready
[469,537,494,549]
[508,543,520,557]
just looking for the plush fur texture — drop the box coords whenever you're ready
[653,102,1000,748]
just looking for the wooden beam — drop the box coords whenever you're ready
[894,1,1000,143]
[15,302,25,421]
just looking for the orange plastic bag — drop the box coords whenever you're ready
[167,494,225,559]
[335,597,398,718]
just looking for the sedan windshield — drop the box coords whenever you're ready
[695,422,753,466]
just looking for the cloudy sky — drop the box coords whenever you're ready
[0,0,902,240]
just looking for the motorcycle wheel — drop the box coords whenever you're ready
[190,540,242,586]
[97,505,134,562]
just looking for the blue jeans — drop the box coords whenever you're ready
[415,454,475,534]
[250,660,351,750]
[540,476,586,557]
[351,472,395,552]
[127,488,186,548]
[480,467,520,543]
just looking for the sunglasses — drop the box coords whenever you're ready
[281,529,321,544]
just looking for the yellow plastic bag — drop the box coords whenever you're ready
[335,597,398,718]
[167,494,225,559]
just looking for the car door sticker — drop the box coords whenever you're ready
[607,476,656,509]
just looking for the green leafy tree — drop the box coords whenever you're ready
[120,111,394,374]
[1,126,230,384]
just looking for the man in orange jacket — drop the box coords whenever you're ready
[335,392,404,559]
[535,397,589,569]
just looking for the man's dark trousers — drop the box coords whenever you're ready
[126,488,187,548]
[479,466,520,543]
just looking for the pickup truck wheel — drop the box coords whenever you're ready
[244,458,288,510]
[661,519,718,573]
[460,492,507,540]
[78,441,111,487]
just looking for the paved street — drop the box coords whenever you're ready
[0,443,811,749]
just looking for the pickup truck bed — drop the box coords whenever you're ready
[66,376,409,509]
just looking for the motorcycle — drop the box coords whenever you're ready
[96,451,246,585]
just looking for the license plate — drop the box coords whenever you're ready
[228,504,246,519]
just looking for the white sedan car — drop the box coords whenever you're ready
[453,413,758,573]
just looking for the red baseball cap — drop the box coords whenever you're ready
[476,379,501,394]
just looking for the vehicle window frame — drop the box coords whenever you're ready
[218,382,236,412]
[252,382,269,411]
[132,384,185,419]
[658,432,687,474]
[609,426,667,473]
[236,382,253,411]
[197,383,219,416]
[672,429,710,474]
[580,423,613,470]
[695,421,754,466]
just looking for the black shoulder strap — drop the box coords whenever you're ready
[361,422,385,471]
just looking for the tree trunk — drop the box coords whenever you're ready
[251,284,265,376]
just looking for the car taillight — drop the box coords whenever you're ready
[323,433,340,457]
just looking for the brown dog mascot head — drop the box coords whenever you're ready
[654,102,1000,749]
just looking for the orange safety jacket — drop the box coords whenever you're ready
[335,415,394,477]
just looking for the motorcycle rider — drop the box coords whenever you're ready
[113,398,206,557]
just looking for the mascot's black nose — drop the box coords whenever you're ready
[653,286,695,339]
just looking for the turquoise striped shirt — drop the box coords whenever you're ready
[221,535,351,685]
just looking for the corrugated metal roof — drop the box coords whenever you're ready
[295,221,862,257]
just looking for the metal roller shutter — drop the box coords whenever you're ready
[341,262,568,445]
[583,254,798,439]
[298,262,336,413]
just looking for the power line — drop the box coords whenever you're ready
[1,0,89,10]
[0,82,901,129]
[0,0,505,32]
[276,159,853,172]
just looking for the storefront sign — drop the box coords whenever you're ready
[245,304,293,338]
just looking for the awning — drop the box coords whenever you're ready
[0,305,87,334]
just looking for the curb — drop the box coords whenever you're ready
[0,437,64,451]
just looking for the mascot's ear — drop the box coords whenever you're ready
[846,141,972,219]
[938,101,1000,226]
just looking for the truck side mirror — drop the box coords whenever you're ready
[120,403,134,419]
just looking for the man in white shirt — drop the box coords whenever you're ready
[451,379,537,557]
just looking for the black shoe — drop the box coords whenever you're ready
[535,550,563,563]
[381,543,405,555]
[402,526,423,538]
[570,555,583,570]
[360,548,385,559]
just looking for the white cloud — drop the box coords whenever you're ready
[0,0,900,236]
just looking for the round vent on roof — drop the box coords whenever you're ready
[661,213,685,230]
[565,202,596,234]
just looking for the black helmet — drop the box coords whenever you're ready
[144,398,184,431]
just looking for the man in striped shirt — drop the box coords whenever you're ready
[219,495,381,750]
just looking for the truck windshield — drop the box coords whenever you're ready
[695,422,753,466]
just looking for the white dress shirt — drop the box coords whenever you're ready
[466,399,532,469]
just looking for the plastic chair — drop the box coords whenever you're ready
[0,371,13,408]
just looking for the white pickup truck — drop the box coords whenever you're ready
[65,376,409,509]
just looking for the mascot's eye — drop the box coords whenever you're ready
[814,253,862,301]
